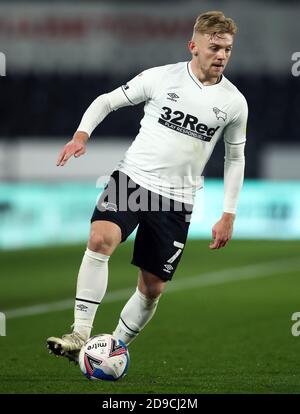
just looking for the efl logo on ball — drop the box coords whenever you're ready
[79,333,129,381]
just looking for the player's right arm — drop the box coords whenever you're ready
[56,91,125,167]
[56,67,161,167]
[56,131,89,166]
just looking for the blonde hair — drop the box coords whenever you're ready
[193,11,237,37]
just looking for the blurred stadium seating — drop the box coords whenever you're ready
[0,72,298,179]
[0,0,299,247]
[0,0,299,180]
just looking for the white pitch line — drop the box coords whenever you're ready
[4,257,300,320]
[166,256,300,293]
[4,287,135,320]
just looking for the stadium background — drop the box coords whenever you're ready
[0,0,300,394]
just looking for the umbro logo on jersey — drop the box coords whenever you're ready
[167,93,180,102]
[213,107,227,122]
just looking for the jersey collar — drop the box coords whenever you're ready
[187,61,223,89]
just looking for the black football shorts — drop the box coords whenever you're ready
[91,170,193,281]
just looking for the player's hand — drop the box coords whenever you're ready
[209,212,235,250]
[56,131,89,166]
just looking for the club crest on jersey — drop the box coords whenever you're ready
[213,107,227,122]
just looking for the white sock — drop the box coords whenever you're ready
[113,288,160,345]
[73,248,110,339]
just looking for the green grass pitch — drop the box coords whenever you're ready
[0,239,300,394]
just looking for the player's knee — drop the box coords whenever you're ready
[138,271,166,299]
[88,230,118,255]
[143,285,164,299]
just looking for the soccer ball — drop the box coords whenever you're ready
[79,333,129,381]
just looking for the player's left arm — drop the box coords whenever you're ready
[209,95,248,250]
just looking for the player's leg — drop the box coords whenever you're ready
[47,170,140,361]
[113,269,165,345]
[113,197,192,346]
[73,220,122,338]
[47,220,121,359]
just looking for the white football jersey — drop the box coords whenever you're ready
[78,61,248,206]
